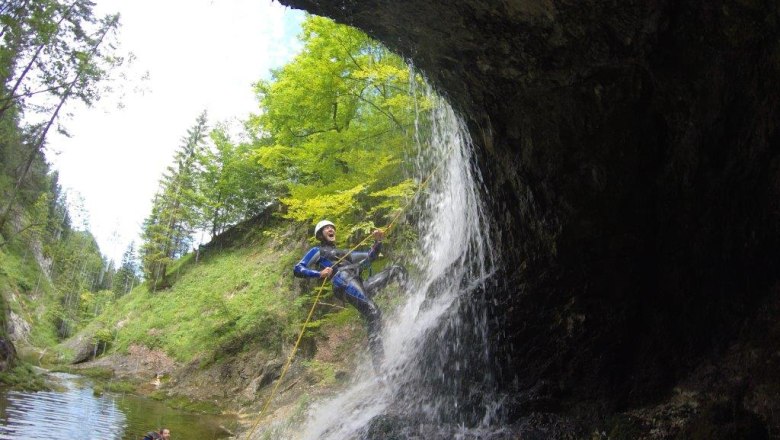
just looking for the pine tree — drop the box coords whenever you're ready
[140,111,209,288]
[114,241,139,296]
[195,124,275,237]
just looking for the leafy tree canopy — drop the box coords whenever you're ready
[248,16,430,239]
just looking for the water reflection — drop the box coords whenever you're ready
[0,372,232,440]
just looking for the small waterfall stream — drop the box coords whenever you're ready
[294,96,500,439]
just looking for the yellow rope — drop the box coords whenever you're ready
[241,155,450,439]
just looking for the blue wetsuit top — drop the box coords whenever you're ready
[293,241,382,282]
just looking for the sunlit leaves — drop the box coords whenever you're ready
[282,183,366,226]
[249,16,429,237]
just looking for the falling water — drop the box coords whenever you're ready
[286,93,501,440]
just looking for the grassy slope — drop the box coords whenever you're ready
[4,213,388,421]
[99,224,306,363]
[0,239,59,389]
[0,241,60,348]
[93,219,375,391]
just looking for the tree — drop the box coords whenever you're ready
[195,123,276,237]
[247,16,428,238]
[48,229,104,337]
[114,241,139,296]
[140,111,209,287]
[0,0,124,236]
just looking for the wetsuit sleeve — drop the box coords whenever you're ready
[294,247,322,278]
[350,241,382,262]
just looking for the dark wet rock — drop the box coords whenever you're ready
[362,414,406,440]
[678,402,768,440]
[280,0,780,436]
[0,337,16,371]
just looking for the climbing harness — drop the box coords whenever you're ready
[242,154,450,439]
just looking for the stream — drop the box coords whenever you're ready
[0,371,234,440]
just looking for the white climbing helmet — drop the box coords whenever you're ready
[314,220,335,238]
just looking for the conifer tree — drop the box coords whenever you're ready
[114,241,138,296]
[196,124,275,237]
[140,111,209,288]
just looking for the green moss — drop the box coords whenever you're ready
[0,363,48,391]
[105,380,136,393]
[303,360,338,386]
[0,247,60,348]
[51,365,114,380]
[321,307,359,327]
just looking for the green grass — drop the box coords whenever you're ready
[82,377,135,397]
[302,359,339,386]
[98,227,304,364]
[104,380,136,393]
[0,362,48,391]
[0,245,61,349]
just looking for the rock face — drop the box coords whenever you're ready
[61,331,97,364]
[280,0,780,436]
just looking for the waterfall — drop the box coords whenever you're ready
[287,93,501,439]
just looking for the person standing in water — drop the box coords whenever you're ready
[294,220,408,371]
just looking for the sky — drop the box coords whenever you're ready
[46,0,306,263]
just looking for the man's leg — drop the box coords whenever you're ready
[338,278,384,371]
[364,265,408,298]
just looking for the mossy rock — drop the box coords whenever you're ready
[0,362,48,391]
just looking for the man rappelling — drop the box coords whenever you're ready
[293,220,408,371]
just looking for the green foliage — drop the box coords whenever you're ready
[195,124,277,237]
[113,241,140,296]
[0,362,48,391]
[248,16,432,237]
[141,112,209,288]
[302,359,339,386]
[47,230,107,337]
[102,238,300,363]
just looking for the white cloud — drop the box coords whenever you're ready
[47,0,305,263]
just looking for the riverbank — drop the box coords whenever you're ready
[0,370,235,439]
[60,319,369,435]
[5,218,405,436]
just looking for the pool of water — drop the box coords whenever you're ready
[0,372,234,440]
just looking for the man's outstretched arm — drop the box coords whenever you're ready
[294,247,323,278]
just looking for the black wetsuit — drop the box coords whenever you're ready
[293,241,407,369]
